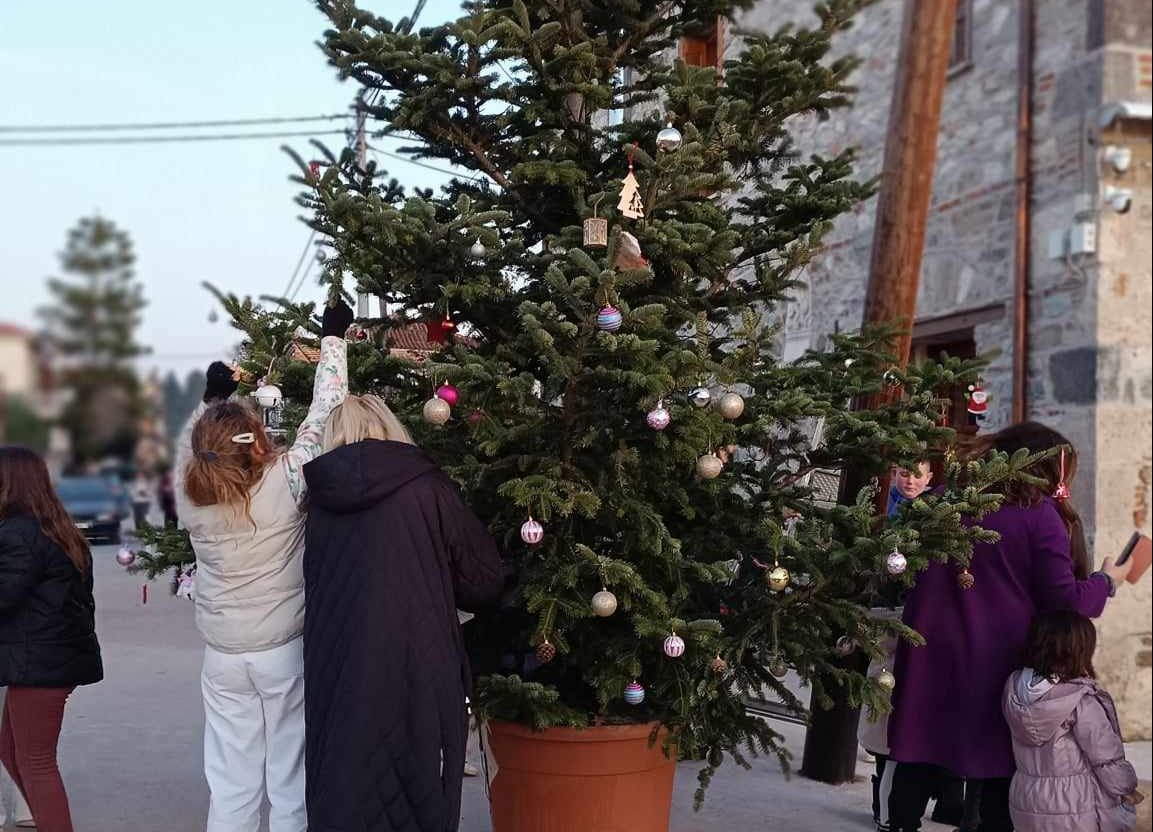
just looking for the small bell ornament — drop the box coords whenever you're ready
[646,401,671,431]
[717,392,745,420]
[663,633,686,658]
[710,654,728,674]
[435,384,459,407]
[689,387,712,408]
[624,681,646,705]
[422,396,451,426]
[591,588,618,617]
[696,452,723,480]
[656,121,683,152]
[520,517,544,545]
[116,547,136,567]
[886,546,908,576]
[596,305,623,332]
[766,565,791,592]
[877,668,897,691]
[535,639,557,664]
[1053,447,1071,501]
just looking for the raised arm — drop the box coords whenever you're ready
[1029,502,1111,617]
[174,362,237,517]
[282,302,353,504]
[435,479,505,613]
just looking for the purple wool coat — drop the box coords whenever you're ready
[887,498,1111,778]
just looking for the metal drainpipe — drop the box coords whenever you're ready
[1012,0,1035,424]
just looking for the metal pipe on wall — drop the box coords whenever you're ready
[1012,0,1035,424]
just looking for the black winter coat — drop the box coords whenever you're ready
[303,440,504,832]
[0,514,103,688]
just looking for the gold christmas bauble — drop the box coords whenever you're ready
[717,392,745,420]
[591,589,618,617]
[766,565,791,592]
[696,453,724,479]
[877,668,896,690]
[422,396,451,425]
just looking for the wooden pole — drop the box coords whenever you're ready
[799,0,958,786]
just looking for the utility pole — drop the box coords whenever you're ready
[800,0,959,785]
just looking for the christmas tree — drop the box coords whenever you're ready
[165,0,1042,800]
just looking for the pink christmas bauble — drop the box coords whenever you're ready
[116,547,136,567]
[520,517,544,545]
[663,633,686,658]
[435,384,459,407]
[646,404,671,430]
[624,681,646,705]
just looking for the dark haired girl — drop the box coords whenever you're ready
[0,446,103,832]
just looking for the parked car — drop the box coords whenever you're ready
[57,476,124,544]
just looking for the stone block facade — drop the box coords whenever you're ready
[731,0,1152,734]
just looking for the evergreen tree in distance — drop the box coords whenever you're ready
[196,0,1043,799]
[40,216,147,465]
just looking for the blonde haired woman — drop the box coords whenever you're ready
[175,301,351,832]
[302,394,504,832]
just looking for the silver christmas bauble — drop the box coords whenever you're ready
[717,392,745,420]
[422,396,452,426]
[886,548,908,576]
[689,387,712,408]
[115,547,136,567]
[591,588,618,617]
[656,122,683,152]
[253,384,283,410]
[696,453,723,480]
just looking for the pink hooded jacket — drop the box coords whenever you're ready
[1002,670,1138,832]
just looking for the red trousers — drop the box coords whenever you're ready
[0,686,75,832]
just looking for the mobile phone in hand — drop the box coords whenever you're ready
[1117,531,1152,584]
[1118,532,1142,566]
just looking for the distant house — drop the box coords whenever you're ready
[0,322,49,402]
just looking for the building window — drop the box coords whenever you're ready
[949,0,973,72]
[680,17,723,71]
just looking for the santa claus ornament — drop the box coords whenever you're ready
[966,381,989,423]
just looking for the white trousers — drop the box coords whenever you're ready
[201,637,306,832]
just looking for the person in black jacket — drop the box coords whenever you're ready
[302,395,504,832]
[0,446,103,832]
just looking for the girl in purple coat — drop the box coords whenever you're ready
[886,422,1134,832]
[1003,610,1143,832]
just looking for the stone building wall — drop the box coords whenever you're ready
[732,0,1151,734]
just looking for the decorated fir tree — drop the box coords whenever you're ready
[147,0,1046,800]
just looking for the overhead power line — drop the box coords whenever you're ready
[0,129,350,147]
[0,113,349,134]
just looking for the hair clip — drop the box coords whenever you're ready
[194,450,219,462]
[231,432,256,445]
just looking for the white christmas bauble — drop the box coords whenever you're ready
[656,122,683,152]
[696,453,723,479]
[646,403,671,431]
[886,548,908,576]
[591,589,618,617]
[469,238,487,259]
[663,633,686,658]
[422,396,451,426]
[253,384,283,410]
[717,392,745,420]
[115,547,135,567]
[689,387,712,408]
[520,517,544,545]
[877,668,896,690]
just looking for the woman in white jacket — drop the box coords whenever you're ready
[175,301,351,832]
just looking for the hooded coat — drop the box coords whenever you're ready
[1002,670,1137,832]
[302,440,504,832]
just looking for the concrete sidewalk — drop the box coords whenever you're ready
[50,544,1149,832]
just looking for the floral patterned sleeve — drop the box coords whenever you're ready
[282,335,348,504]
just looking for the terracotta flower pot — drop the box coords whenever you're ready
[487,720,677,832]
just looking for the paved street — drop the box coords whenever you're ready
[51,543,1147,832]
